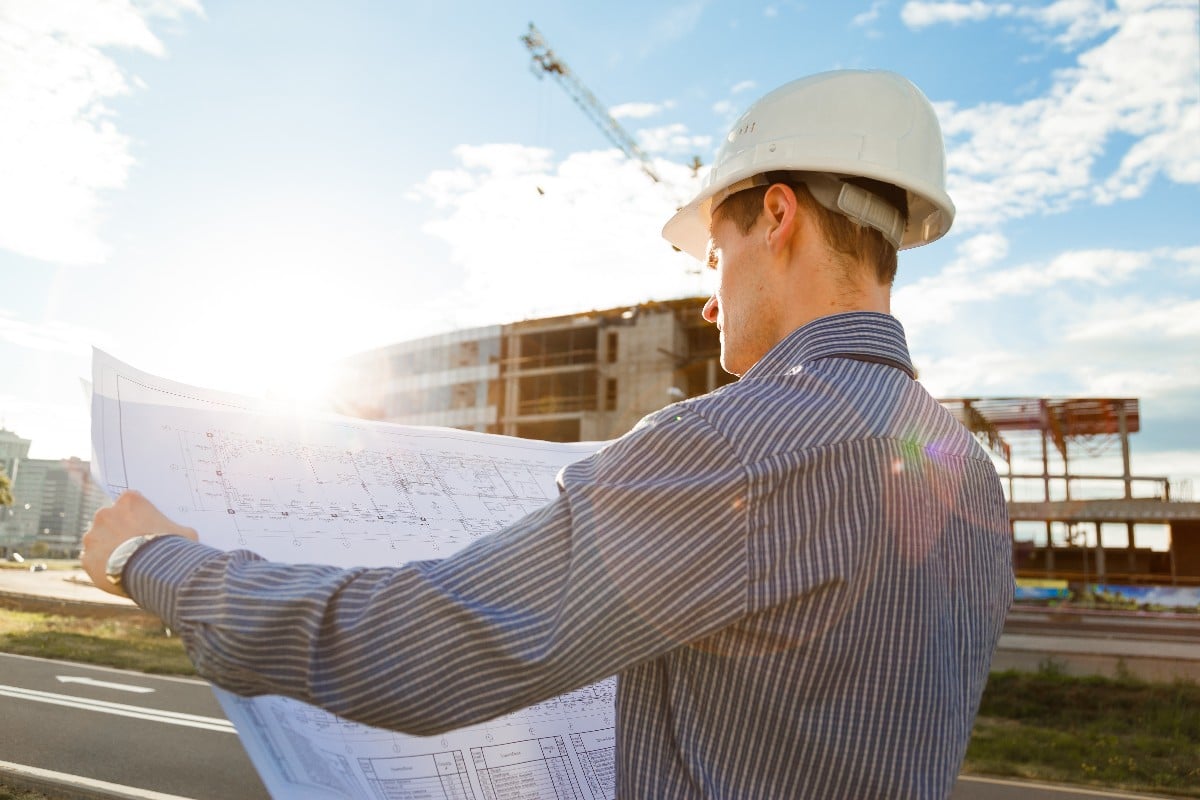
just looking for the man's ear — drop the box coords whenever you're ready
[762,183,799,256]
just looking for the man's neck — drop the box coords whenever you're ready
[778,262,892,335]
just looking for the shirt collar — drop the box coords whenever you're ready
[741,311,916,380]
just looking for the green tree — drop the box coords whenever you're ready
[0,465,13,508]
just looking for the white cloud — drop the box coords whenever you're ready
[455,143,552,176]
[900,239,1199,458]
[901,1,1006,28]
[0,390,92,459]
[636,124,713,155]
[1098,104,1200,202]
[1043,292,1200,403]
[915,327,1200,413]
[852,1,888,27]
[705,82,758,126]
[1064,298,1200,342]
[414,144,553,208]
[133,0,205,20]
[1171,245,1200,276]
[895,232,1010,315]
[851,8,878,26]
[911,349,1033,397]
[1036,0,1120,47]
[411,144,706,327]
[894,237,1165,334]
[0,311,99,355]
[957,231,1009,266]
[1126,452,1200,499]
[902,0,1122,47]
[611,101,668,120]
[935,1,1198,232]
[1071,365,1200,406]
[0,0,203,265]
[986,249,1151,294]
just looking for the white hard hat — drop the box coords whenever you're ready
[663,70,955,260]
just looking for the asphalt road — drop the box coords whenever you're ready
[951,776,1175,799]
[1003,606,1200,641]
[0,651,269,799]
[1,650,1177,800]
[1,571,1189,800]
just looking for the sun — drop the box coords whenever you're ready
[260,356,343,417]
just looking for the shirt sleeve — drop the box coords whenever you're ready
[124,406,751,737]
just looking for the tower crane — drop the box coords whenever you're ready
[520,23,663,185]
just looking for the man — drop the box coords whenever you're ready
[84,70,1013,798]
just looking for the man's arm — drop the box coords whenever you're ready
[82,407,752,737]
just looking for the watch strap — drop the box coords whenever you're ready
[105,534,165,594]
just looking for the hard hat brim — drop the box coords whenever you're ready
[663,193,717,263]
[663,160,956,261]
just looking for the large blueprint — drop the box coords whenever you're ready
[90,350,616,799]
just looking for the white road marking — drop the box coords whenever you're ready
[958,775,1174,798]
[0,684,236,733]
[0,758,200,800]
[0,651,208,685]
[57,674,156,693]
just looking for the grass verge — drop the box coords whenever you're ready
[0,608,194,676]
[0,786,53,800]
[0,790,50,800]
[1,607,1197,795]
[964,662,1200,796]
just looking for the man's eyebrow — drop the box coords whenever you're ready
[705,240,719,270]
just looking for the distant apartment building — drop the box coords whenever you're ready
[0,429,108,558]
[0,428,31,485]
[334,297,734,443]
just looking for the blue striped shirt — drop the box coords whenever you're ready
[127,311,1014,799]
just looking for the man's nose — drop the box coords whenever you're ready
[702,296,719,323]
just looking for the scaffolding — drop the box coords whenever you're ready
[941,397,1200,585]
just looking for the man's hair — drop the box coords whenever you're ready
[714,176,906,285]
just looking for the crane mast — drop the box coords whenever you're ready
[521,23,662,184]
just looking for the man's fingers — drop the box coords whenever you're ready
[81,491,199,596]
[107,490,196,539]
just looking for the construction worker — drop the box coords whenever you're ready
[84,70,1013,798]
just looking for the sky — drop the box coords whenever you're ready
[0,0,1197,504]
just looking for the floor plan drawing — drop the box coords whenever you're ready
[91,350,615,799]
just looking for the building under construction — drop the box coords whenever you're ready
[942,397,1200,586]
[333,297,1200,587]
[333,297,735,443]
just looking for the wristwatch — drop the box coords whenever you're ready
[105,534,165,596]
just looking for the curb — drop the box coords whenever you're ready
[0,589,156,620]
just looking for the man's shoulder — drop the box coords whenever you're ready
[637,365,989,465]
[561,392,747,487]
[629,380,750,440]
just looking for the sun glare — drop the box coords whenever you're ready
[262,359,342,416]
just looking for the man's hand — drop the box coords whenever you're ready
[82,490,199,596]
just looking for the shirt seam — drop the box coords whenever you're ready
[675,402,756,618]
